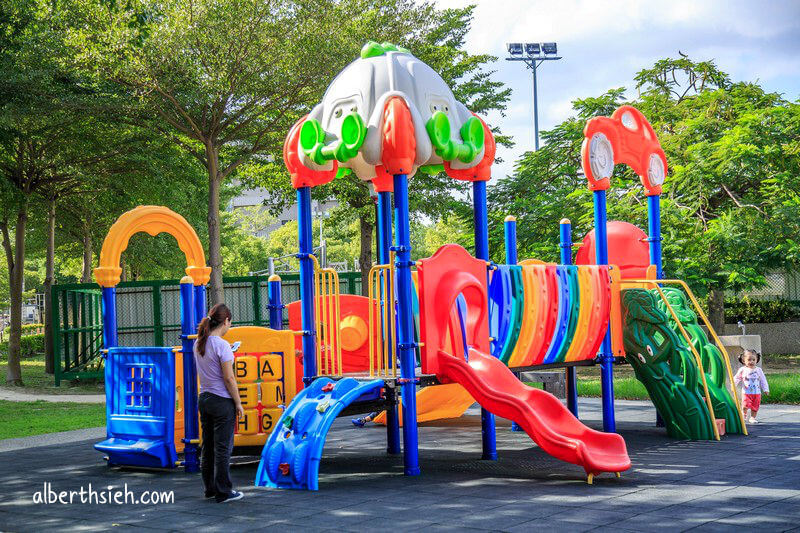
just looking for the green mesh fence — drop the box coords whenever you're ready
[52,273,362,385]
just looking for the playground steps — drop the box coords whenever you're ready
[255,377,384,491]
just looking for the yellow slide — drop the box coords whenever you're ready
[373,383,474,426]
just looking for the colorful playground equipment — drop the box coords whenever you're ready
[254,41,636,490]
[95,42,746,490]
[93,206,299,469]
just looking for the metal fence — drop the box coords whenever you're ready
[52,272,363,385]
[735,271,800,302]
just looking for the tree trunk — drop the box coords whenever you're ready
[44,198,56,374]
[4,203,27,385]
[708,288,726,334]
[206,146,224,304]
[359,214,373,297]
[80,215,93,283]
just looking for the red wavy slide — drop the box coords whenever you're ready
[437,347,631,477]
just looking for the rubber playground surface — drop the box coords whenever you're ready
[0,399,798,532]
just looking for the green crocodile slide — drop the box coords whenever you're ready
[621,288,744,440]
[658,287,745,436]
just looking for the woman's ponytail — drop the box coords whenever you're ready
[196,303,232,356]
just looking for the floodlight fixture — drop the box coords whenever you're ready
[542,42,557,55]
[507,43,523,55]
[525,43,540,56]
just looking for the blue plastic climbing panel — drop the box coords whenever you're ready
[95,346,178,469]
[489,266,513,358]
[255,377,384,490]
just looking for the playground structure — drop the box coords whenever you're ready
[93,206,299,469]
[94,42,746,488]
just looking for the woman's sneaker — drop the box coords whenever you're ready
[748,417,759,424]
[217,491,244,503]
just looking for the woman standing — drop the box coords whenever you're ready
[194,303,244,502]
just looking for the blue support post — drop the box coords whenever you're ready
[392,173,420,476]
[378,190,401,455]
[593,191,616,433]
[647,194,664,279]
[179,278,200,472]
[297,186,317,382]
[101,287,118,349]
[560,219,579,417]
[647,193,665,427]
[473,181,498,460]
[193,284,206,328]
[504,216,523,433]
[267,275,284,330]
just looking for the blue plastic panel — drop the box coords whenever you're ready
[488,266,513,358]
[95,346,177,468]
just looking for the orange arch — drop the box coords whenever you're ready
[93,206,211,287]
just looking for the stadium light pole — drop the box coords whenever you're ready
[506,42,562,150]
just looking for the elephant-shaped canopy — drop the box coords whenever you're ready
[284,42,495,190]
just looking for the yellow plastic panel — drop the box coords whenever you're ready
[608,267,625,357]
[374,383,474,426]
[234,355,258,383]
[259,408,283,434]
[258,354,283,381]
[237,383,258,410]
[222,326,297,407]
[236,408,259,435]
[260,381,285,408]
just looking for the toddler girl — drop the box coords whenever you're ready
[733,349,769,424]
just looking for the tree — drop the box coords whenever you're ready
[488,56,800,331]
[0,0,119,384]
[68,0,363,304]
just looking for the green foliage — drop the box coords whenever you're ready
[489,57,800,297]
[0,334,44,359]
[263,213,361,271]
[20,324,44,335]
[411,216,472,260]
[724,298,800,324]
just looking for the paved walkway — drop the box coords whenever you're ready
[0,399,798,532]
[0,388,105,403]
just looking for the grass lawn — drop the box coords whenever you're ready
[0,354,104,395]
[576,370,799,404]
[0,400,105,440]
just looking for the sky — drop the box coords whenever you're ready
[434,0,800,180]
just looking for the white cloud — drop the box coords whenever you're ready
[433,0,800,180]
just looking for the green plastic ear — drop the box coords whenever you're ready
[425,112,485,163]
[336,113,367,161]
[460,116,485,161]
[336,167,352,178]
[300,114,367,165]
[299,119,327,165]
[426,111,454,159]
